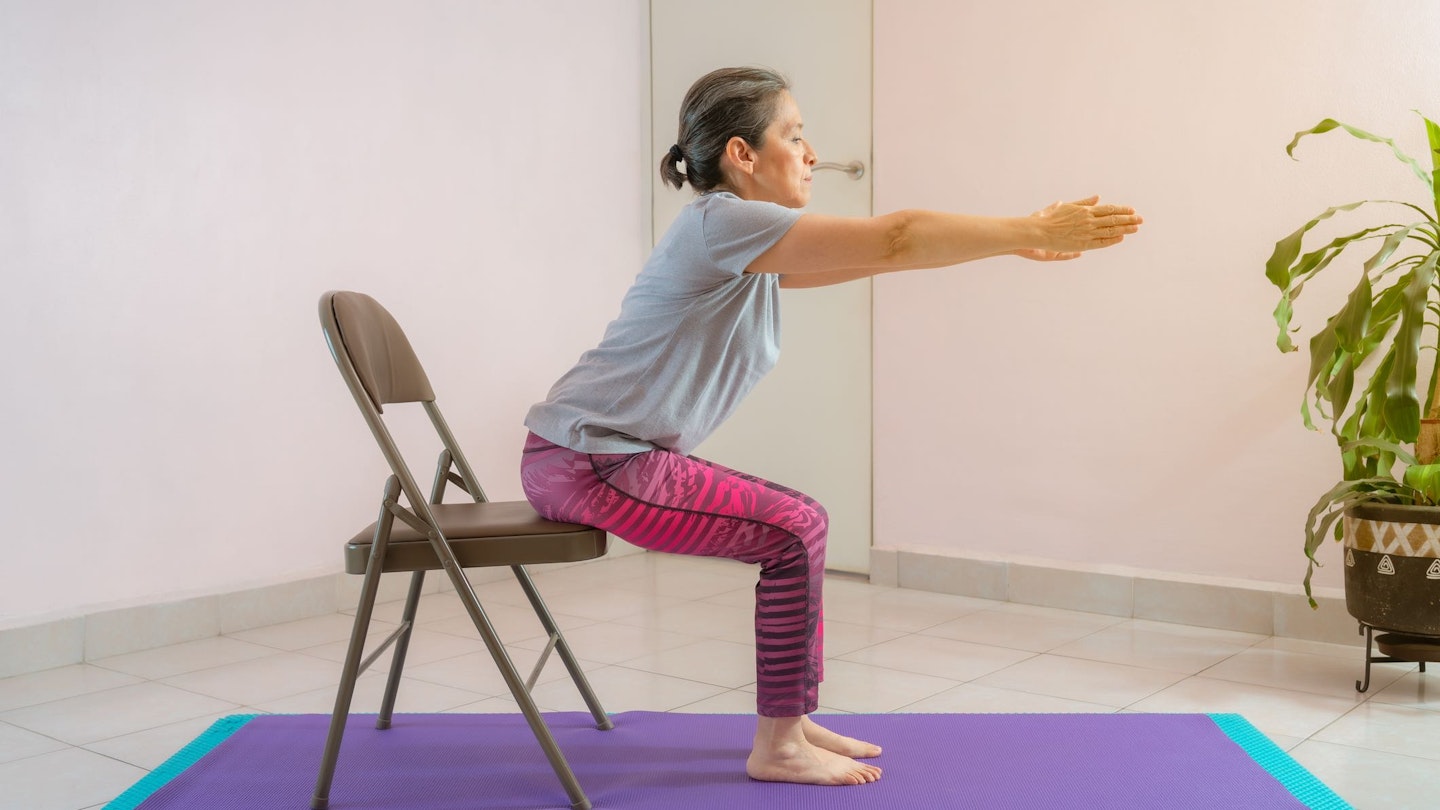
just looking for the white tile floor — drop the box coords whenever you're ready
[2,552,1438,809]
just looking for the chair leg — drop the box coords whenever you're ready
[311,566,386,809]
[312,478,399,810]
[441,561,593,810]
[512,565,613,731]
[376,570,426,729]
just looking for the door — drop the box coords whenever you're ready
[650,0,874,572]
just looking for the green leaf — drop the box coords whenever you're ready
[1265,201,1368,290]
[1304,326,1340,407]
[1333,272,1372,352]
[1292,227,1394,292]
[1325,353,1356,424]
[1300,477,1412,605]
[1337,399,1366,445]
[1287,119,1434,190]
[1357,348,1397,462]
[1383,253,1440,441]
[1362,226,1416,276]
[1424,113,1440,221]
[1340,438,1419,467]
[1403,463,1440,504]
[1273,296,1297,353]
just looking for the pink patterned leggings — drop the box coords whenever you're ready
[520,432,825,717]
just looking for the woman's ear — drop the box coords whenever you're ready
[723,135,757,179]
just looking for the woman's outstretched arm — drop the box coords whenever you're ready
[749,196,1142,289]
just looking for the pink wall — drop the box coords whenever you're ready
[873,1,1440,591]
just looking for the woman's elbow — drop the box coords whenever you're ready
[881,211,918,266]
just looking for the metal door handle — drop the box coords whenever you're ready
[812,160,865,180]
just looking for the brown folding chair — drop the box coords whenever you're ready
[313,290,613,810]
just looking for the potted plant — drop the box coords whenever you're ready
[1265,112,1440,682]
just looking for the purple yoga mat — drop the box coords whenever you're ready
[132,711,1312,809]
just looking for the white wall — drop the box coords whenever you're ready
[873,1,1440,593]
[0,0,650,625]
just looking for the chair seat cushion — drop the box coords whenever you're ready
[345,500,607,574]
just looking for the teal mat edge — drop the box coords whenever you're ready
[1209,713,1353,810]
[103,713,259,810]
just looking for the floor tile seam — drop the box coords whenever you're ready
[1310,695,1440,742]
[934,677,1130,712]
[288,630,495,669]
[906,628,1070,655]
[216,629,359,655]
[42,691,245,748]
[609,638,752,669]
[145,671,307,712]
[669,689,750,712]
[1191,644,1415,693]
[1366,694,1440,714]
[1076,622,1274,651]
[389,661,517,695]
[822,629,922,661]
[886,682,1124,714]
[418,619,554,646]
[0,674,176,719]
[4,738,149,775]
[1161,673,1378,712]
[914,609,1124,637]
[1189,642,1277,681]
[1005,649,1197,683]
[0,726,77,769]
[821,658,971,691]
[150,647,322,689]
[1191,668,1402,703]
[1113,672,1205,713]
[1295,734,1440,764]
[1029,648,1231,677]
[397,659,581,696]
[603,661,754,691]
[76,737,169,772]
[23,660,150,688]
[847,615,979,634]
[829,645,1041,681]
[231,612,403,637]
[55,685,249,746]
[601,615,740,642]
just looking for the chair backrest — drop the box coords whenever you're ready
[319,290,489,509]
[322,291,435,413]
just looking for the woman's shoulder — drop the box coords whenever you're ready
[695,191,802,227]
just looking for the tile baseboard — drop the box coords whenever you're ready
[869,546,1361,646]
[0,542,649,679]
[0,575,349,679]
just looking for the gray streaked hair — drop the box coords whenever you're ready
[660,66,791,193]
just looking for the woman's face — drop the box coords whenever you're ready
[744,91,817,208]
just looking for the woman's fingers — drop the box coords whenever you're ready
[1034,196,1143,251]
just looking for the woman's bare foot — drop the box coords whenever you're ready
[802,715,882,758]
[746,716,882,786]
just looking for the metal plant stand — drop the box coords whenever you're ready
[1355,622,1439,693]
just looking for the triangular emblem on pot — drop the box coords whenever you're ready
[1427,559,1440,580]
[1345,548,1356,567]
[1378,555,1396,575]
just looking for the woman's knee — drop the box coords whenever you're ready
[783,497,828,547]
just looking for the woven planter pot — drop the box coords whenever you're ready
[1342,502,1440,637]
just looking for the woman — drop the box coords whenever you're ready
[521,67,1142,787]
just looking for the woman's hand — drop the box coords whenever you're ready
[1032,195,1143,253]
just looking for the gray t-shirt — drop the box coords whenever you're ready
[525,191,802,456]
